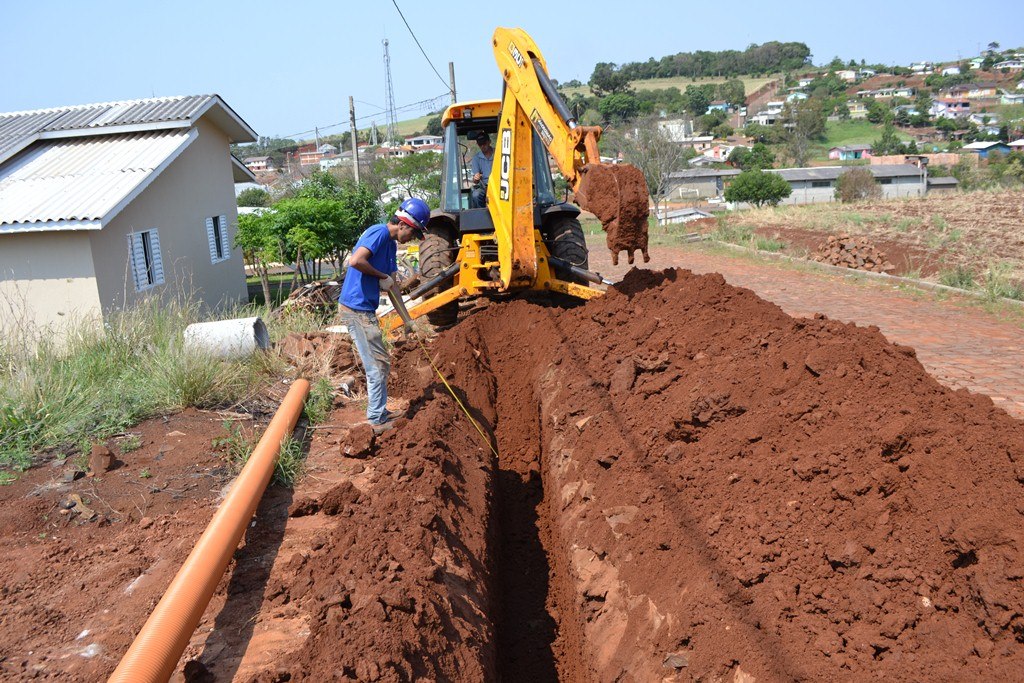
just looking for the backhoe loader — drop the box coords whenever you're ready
[379,27,650,334]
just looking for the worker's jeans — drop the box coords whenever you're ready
[470,185,487,208]
[340,306,390,424]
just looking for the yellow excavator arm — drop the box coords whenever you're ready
[377,27,650,336]
[490,28,603,190]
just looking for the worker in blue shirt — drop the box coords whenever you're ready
[339,197,428,428]
[469,131,494,208]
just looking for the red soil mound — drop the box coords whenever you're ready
[268,268,1024,681]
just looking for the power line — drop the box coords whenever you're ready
[390,0,452,95]
[278,93,448,140]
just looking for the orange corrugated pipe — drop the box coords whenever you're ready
[108,379,311,683]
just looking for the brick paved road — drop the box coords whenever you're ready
[587,239,1024,419]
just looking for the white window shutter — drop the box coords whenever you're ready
[128,233,148,291]
[206,217,218,263]
[149,230,165,285]
[219,215,230,260]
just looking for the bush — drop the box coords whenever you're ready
[724,169,792,207]
[939,265,975,289]
[237,187,271,207]
[835,168,882,203]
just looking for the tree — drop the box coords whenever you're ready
[235,211,277,304]
[597,92,640,122]
[612,118,692,223]
[724,169,792,207]
[589,62,632,96]
[683,84,715,116]
[374,152,443,207]
[425,115,443,137]
[835,168,881,202]
[873,122,906,155]
[237,187,271,207]
[697,109,728,133]
[295,170,344,200]
[866,99,892,124]
[717,79,746,108]
[778,98,826,167]
[728,142,775,170]
[711,123,735,139]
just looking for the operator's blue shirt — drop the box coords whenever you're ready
[471,150,493,187]
[340,223,397,312]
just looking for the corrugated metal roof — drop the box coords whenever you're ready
[668,168,742,179]
[0,95,256,166]
[0,130,196,232]
[671,165,925,183]
[774,165,924,182]
[0,95,211,136]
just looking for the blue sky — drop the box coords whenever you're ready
[4,0,1022,140]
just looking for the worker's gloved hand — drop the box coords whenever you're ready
[379,275,395,292]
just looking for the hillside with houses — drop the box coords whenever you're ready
[233,42,1024,216]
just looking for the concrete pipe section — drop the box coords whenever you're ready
[183,317,270,358]
[108,379,310,683]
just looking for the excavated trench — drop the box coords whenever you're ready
[263,269,1024,682]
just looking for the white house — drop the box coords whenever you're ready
[941,66,961,76]
[405,134,442,148]
[835,69,857,82]
[994,60,1024,71]
[749,100,785,126]
[0,95,256,339]
[1001,91,1024,105]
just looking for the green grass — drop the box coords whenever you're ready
[214,422,307,488]
[303,378,334,426]
[808,120,916,162]
[939,265,975,289]
[560,75,777,98]
[982,262,1024,302]
[0,298,322,473]
[118,434,142,453]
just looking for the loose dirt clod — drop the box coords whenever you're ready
[576,163,650,266]
[88,444,114,476]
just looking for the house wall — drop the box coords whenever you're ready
[0,231,103,338]
[668,178,722,199]
[778,175,924,205]
[870,153,965,166]
[90,117,248,315]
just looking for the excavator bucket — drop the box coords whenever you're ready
[575,163,651,266]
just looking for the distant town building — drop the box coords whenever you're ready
[243,156,274,172]
[828,144,873,161]
[405,134,442,148]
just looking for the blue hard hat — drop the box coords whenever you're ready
[396,197,430,231]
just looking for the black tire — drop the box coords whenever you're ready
[419,228,459,328]
[545,215,589,284]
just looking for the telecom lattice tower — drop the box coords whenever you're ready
[383,39,399,148]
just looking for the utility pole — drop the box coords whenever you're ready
[349,96,360,184]
[449,61,457,104]
[383,38,399,148]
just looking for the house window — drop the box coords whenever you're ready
[128,229,164,291]
[811,180,832,188]
[206,215,230,263]
[878,178,893,185]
